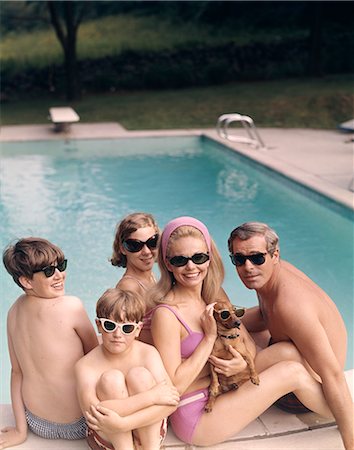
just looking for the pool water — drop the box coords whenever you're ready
[0,136,353,402]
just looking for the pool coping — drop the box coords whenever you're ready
[1,123,353,211]
[0,367,352,450]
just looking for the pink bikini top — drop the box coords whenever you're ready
[143,304,204,359]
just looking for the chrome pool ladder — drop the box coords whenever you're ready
[216,113,266,149]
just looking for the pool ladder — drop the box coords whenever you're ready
[216,113,266,149]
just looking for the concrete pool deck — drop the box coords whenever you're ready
[0,122,353,449]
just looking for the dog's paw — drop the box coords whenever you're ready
[251,375,260,385]
[204,403,213,413]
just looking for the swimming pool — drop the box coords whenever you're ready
[1,135,353,402]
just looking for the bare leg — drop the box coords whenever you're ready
[96,369,135,450]
[126,367,162,450]
[256,341,322,381]
[192,361,332,446]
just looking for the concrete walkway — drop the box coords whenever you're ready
[0,123,353,449]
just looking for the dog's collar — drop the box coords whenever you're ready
[220,333,239,339]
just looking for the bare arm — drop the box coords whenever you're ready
[0,328,27,449]
[151,305,216,395]
[75,358,167,419]
[241,306,267,332]
[282,306,353,450]
[80,347,179,435]
[71,298,99,354]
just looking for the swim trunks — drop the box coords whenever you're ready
[274,392,312,414]
[25,408,87,439]
[268,337,312,414]
[87,418,167,450]
[169,388,209,444]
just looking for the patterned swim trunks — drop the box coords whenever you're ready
[25,408,87,439]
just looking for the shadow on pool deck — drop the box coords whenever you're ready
[0,123,353,449]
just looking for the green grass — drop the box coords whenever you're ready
[1,14,307,70]
[1,74,352,129]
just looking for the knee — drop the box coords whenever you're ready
[277,341,303,361]
[97,369,127,399]
[280,361,309,388]
[126,366,155,393]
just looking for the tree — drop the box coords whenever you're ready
[47,1,85,101]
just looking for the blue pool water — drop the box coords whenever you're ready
[0,135,353,403]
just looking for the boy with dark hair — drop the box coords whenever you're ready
[1,237,98,448]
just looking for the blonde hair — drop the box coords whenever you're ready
[147,225,224,308]
[96,288,146,323]
[111,212,159,268]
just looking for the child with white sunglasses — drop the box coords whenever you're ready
[75,288,179,450]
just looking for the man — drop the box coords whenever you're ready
[228,222,353,450]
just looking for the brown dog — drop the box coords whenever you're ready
[205,299,260,413]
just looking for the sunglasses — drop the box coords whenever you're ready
[168,252,209,267]
[96,318,141,335]
[216,306,246,319]
[33,259,67,278]
[123,234,159,253]
[230,252,267,267]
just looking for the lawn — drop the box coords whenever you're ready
[1,74,352,129]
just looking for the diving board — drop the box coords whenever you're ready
[49,107,80,132]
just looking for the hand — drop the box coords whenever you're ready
[0,426,26,449]
[149,380,180,406]
[200,303,217,340]
[209,345,247,377]
[85,404,125,434]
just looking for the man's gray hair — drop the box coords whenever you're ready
[228,222,279,255]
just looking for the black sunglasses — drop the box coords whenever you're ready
[230,252,267,267]
[33,259,67,278]
[168,252,209,267]
[123,234,159,253]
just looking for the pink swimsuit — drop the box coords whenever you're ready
[145,304,209,444]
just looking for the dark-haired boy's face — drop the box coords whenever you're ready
[21,262,66,299]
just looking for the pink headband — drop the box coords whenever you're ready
[161,216,211,261]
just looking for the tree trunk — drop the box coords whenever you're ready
[47,1,81,100]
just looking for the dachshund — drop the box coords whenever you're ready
[205,299,260,412]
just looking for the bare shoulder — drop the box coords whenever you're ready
[276,270,318,320]
[75,345,102,371]
[60,295,85,310]
[117,277,144,295]
[135,340,163,365]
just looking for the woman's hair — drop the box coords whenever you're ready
[147,221,224,308]
[96,288,146,323]
[3,237,65,289]
[111,212,159,268]
[228,222,279,256]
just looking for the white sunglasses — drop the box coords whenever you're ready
[96,318,141,335]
